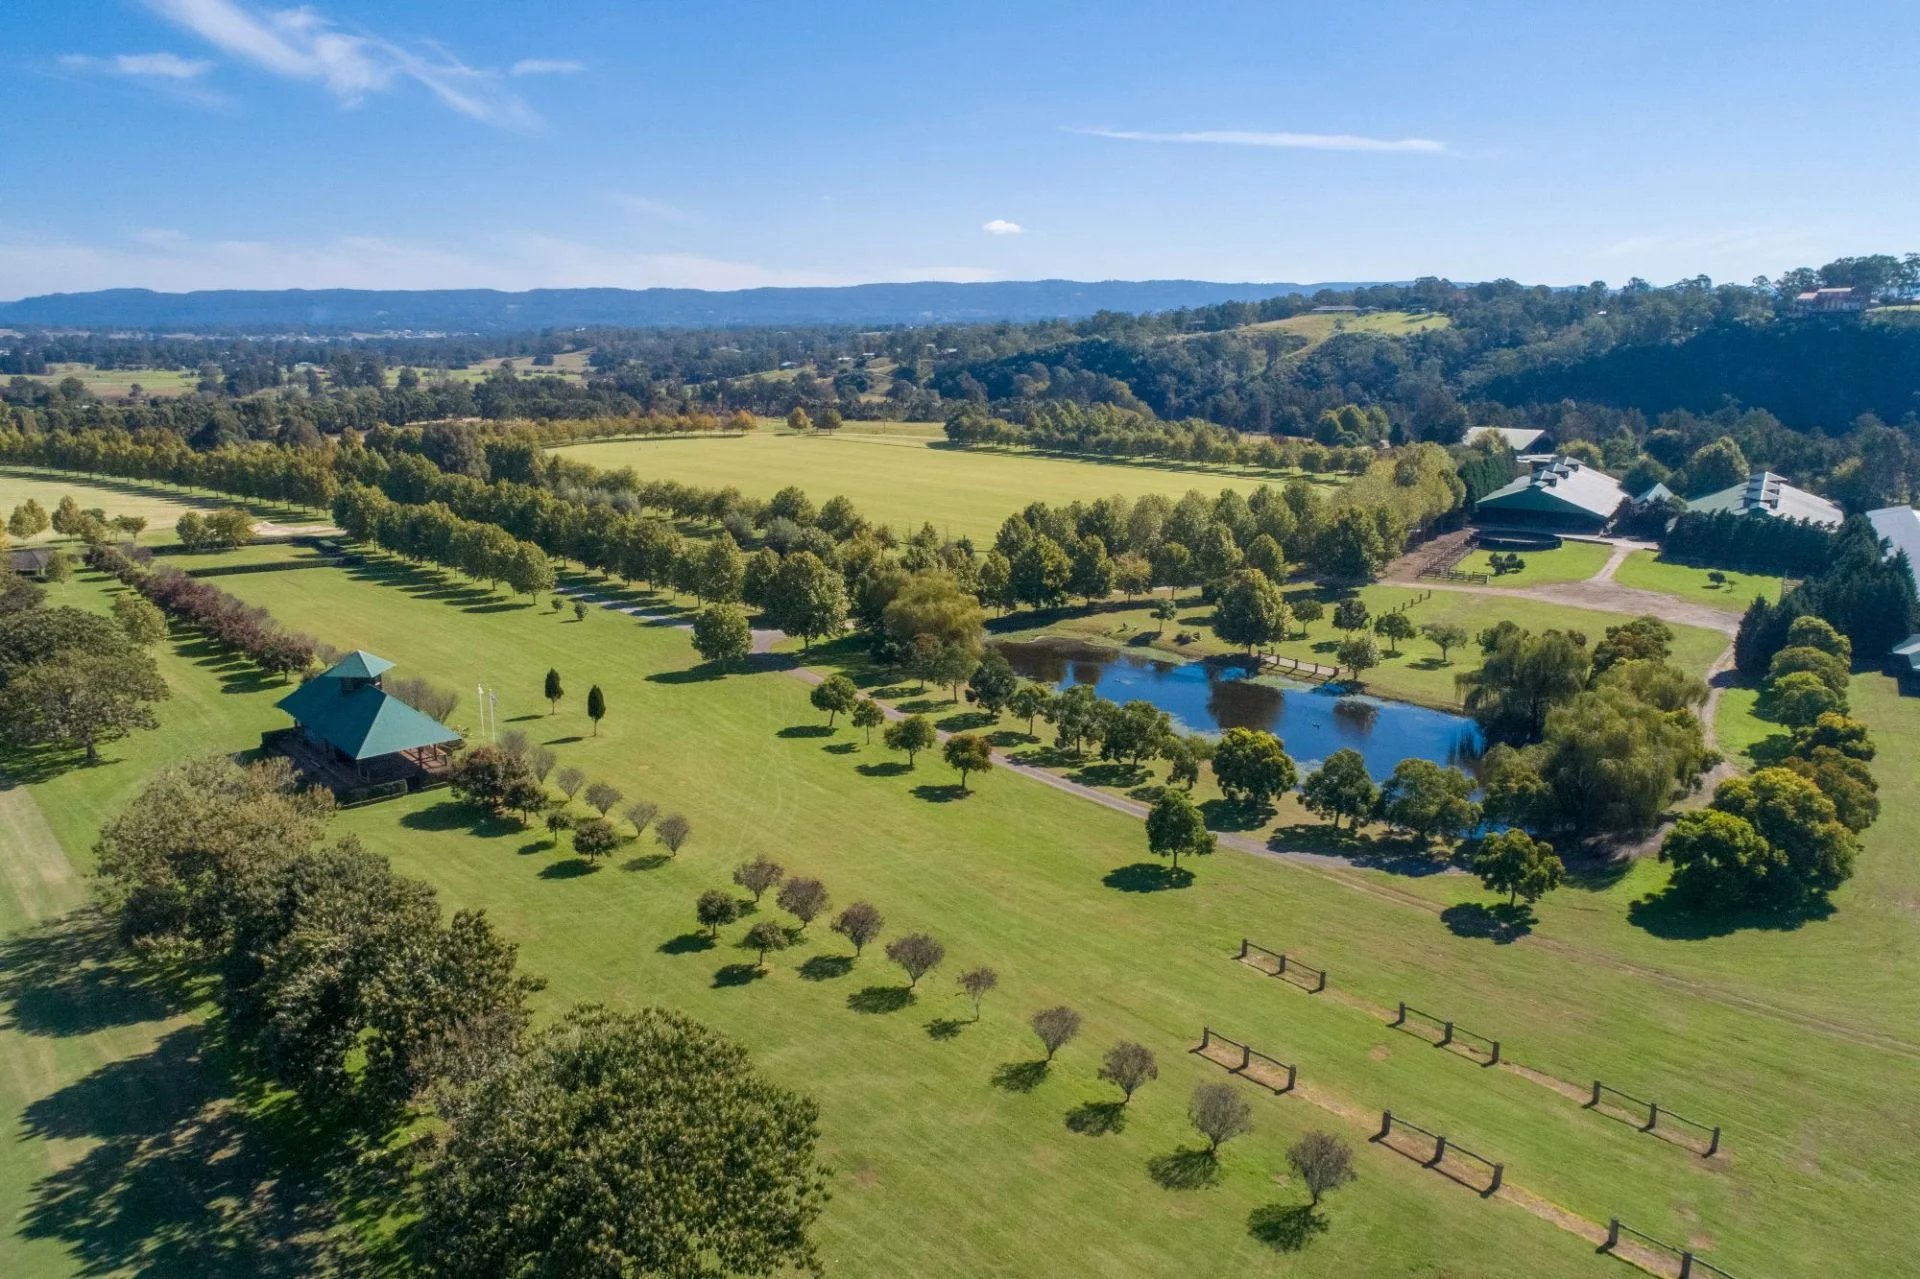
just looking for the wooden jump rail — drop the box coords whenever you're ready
[1386,589,1433,613]
[1588,1082,1723,1157]
[1237,939,1327,993]
[1603,1218,1744,1279]
[1420,566,1491,584]
[1261,653,1342,682]
[1196,1027,1297,1094]
[1390,1002,1501,1065]
[1372,1110,1504,1195]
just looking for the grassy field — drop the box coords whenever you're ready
[0,468,260,541]
[389,349,593,387]
[1613,552,1785,612]
[5,549,1916,1277]
[550,430,1323,544]
[1453,540,1615,588]
[1234,310,1451,357]
[13,364,199,399]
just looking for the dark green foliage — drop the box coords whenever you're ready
[1300,749,1377,830]
[1374,759,1479,845]
[1210,727,1296,808]
[1145,788,1215,872]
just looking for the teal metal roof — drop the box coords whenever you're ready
[321,649,395,681]
[1477,457,1626,522]
[276,677,459,761]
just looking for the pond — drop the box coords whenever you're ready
[996,639,1485,780]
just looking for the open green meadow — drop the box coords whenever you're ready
[1452,539,1615,587]
[548,430,1322,544]
[1613,552,1785,612]
[1232,310,1451,356]
[12,364,200,400]
[5,544,1917,1276]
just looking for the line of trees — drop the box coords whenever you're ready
[0,566,170,764]
[1734,516,1919,678]
[87,544,321,679]
[332,485,556,599]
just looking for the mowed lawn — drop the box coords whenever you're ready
[1613,552,1786,612]
[0,468,254,542]
[549,431,1320,544]
[1,544,1901,1277]
[1452,539,1615,587]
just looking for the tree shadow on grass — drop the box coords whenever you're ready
[1068,762,1149,789]
[399,800,488,833]
[645,666,727,686]
[1626,889,1833,940]
[987,730,1032,749]
[1102,862,1192,893]
[895,697,950,715]
[823,742,859,755]
[1440,902,1534,944]
[777,724,833,739]
[538,859,600,879]
[925,1017,967,1041]
[1147,1147,1220,1191]
[0,909,198,1038]
[622,853,671,872]
[935,710,996,733]
[712,963,765,988]
[856,761,910,778]
[1247,1203,1327,1252]
[1198,798,1273,833]
[909,783,968,803]
[798,954,853,981]
[1066,1100,1128,1136]
[989,1060,1050,1093]
[1266,823,1453,877]
[847,985,915,1014]
[657,932,714,955]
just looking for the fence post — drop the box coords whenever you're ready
[1679,1252,1693,1279]
[1278,953,1288,976]
[1238,938,1248,960]
[1314,970,1326,993]
[1201,1026,1211,1051]
[1392,1001,1406,1027]
[1489,1040,1501,1066]
[1645,1102,1660,1133]
[1441,1020,1454,1047]
[1589,1080,1602,1108]
[1489,1163,1503,1193]
[1429,1135,1447,1167]
[1375,1110,1392,1141]
[1706,1126,1721,1157]
[1284,1063,1296,1092]
[1240,1044,1252,1071]
[1605,1218,1620,1250]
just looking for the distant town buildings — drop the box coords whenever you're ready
[1791,287,1869,316]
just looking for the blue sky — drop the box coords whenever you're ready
[3,1,1914,298]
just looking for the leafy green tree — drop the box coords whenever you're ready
[1160,732,1213,790]
[1535,685,1710,834]
[1709,767,1857,903]
[1661,809,1780,906]
[1458,627,1590,743]
[1375,758,1479,845]
[1335,633,1380,681]
[883,713,936,766]
[1010,534,1072,607]
[1373,611,1415,655]
[544,667,564,713]
[850,697,886,744]
[1289,596,1324,636]
[1030,1005,1082,1062]
[1782,747,1878,833]
[1332,598,1371,633]
[1772,670,1843,726]
[1211,727,1296,808]
[1301,749,1377,830]
[1069,535,1116,604]
[1421,622,1469,663]
[1101,699,1173,766]
[1315,508,1389,580]
[767,551,849,650]
[885,932,945,989]
[744,919,791,968]
[1470,829,1565,906]
[505,543,555,600]
[1683,435,1750,495]
[696,534,746,604]
[1145,788,1215,873]
[810,674,859,727]
[1792,712,1873,761]
[1007,683,1050,738]
[1151,596,1178,634]
[0,646,168,764]
[586,684,607,735]
[830,901,884,956]
[968,651,1018,716]
[1768,645,1850,699]
[882,571,985,668]
[573,817,619,861]
[1784,614,1851,663]
[1591,617,1673,672]
[418,1006,829,1278]
[696,888,739,937]
[1212,568,1292,654]
[691,603,752,667]
[943,733,993,792]
[110,595,168,645]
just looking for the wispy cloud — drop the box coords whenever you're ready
[57,50,223,104]
[144,0,540,130]
[1069,126,1446,154]
[609,193,690,222]
[510,58,583,77]
[982,219,1024,236]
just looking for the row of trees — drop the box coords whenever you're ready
[88,754,829,1275]
[87,544,321,679]
[333,485,556,599]
[945,401,1382,474]
[1734,516,1919,679]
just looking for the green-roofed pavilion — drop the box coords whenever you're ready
[274,651,459,789]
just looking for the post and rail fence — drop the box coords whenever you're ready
[1237,938,1327,993]
[1371,1110,1504,1195]
[1588,1082,1722,1157]
[1603,1218,1744,1279]
[1196,1027,1298,1094]
[1390,1002,1501,1065]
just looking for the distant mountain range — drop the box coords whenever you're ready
[0,279,1375,333]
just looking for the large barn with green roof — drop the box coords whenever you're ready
[273,650,460,793]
